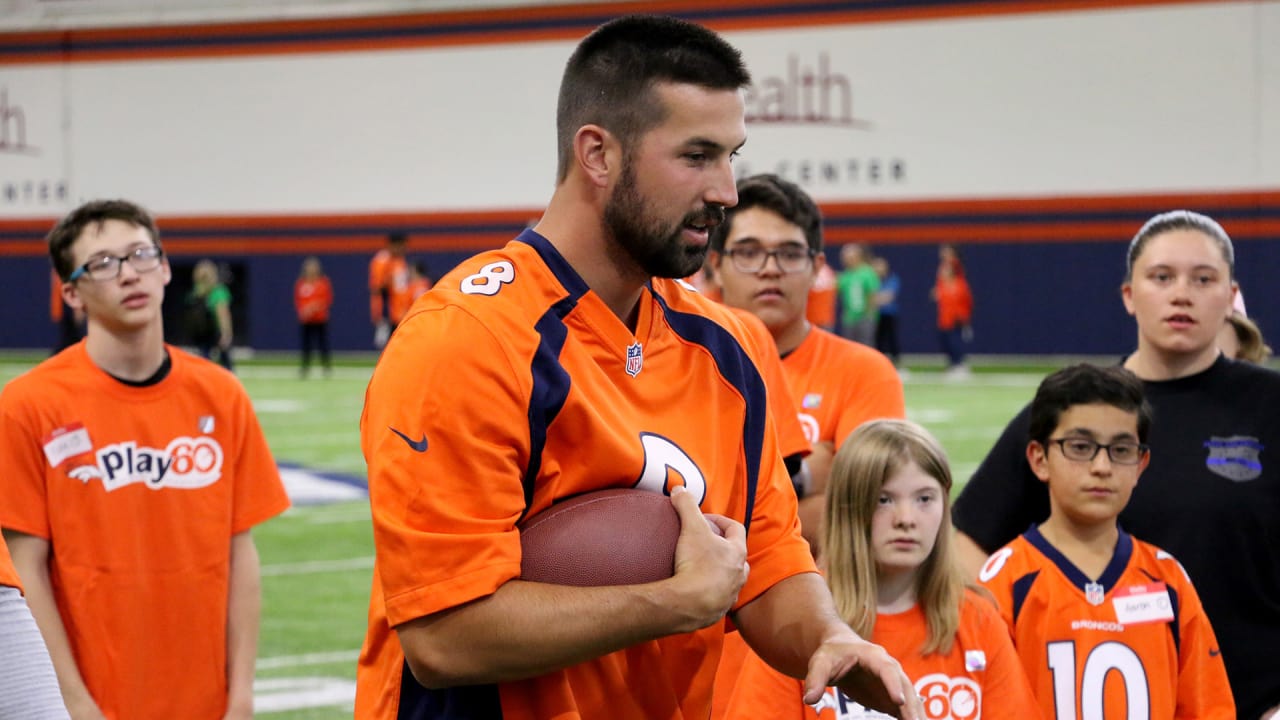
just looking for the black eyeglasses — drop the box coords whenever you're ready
[68,246,164,282]
[723,246,816,274]
[1048,437,1149,465]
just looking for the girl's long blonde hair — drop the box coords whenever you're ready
[822,419,966,655]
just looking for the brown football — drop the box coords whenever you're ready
[518,488,681,587]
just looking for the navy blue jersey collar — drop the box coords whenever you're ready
[515,229,589,303]
[1024,524,1133,597]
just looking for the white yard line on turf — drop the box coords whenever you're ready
[261,556,374,576]
[257,650,361,671]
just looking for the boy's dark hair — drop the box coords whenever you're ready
[555,15,750,182]
[709,173,824,254]
[1028,364,1152,446]
[48,199,161,281]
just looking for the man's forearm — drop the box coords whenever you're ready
[732,571,854,678]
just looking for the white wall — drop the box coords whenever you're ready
[0,1,1275,218]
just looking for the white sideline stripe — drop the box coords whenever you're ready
[257,650,361,671]
[254,677,357,713]
[261,556,374,576]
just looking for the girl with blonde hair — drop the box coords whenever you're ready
[717,419,1037,719]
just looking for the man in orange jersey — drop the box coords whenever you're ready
[0,533,69,719]
[355,15,922,720]
[709,173,904,555]
[0,200,290,720]
[369,231,412,348]
[979,365,1234,718]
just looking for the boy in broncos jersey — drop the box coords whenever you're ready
[979,364,1233,719]
[0,200,289,719]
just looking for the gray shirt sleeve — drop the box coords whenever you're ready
[0,586,71,720]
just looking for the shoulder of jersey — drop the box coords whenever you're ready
[415,244,562,321]
[820,328,898,370]
[977,537,1036,584]
[1129,536,1193,585]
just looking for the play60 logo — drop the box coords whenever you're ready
[68,437,224,492]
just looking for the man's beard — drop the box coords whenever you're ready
[603,161,724,279]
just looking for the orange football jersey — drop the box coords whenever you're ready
[782,327,904,449]
[728,306,812,462]
[357,230,816,720]
[0,344,289,720]
[716,589,1040,720]
[979,527,1235,719]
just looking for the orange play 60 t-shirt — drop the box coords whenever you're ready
[357,230,816,720]
[0,344,289,720]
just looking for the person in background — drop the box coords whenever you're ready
[979,364,1234,718]
[953,210,1280,719]
[189,259,234,371]
[0,531,70,719]
[1,199,289,720]
[931,251,972,379]
[1219,310,1271,364]
[408,260,433,303]
[354,16,922,720]
[806,260,837,333]
[717,419,1039,720]
[369,232,411,349]
[836,243,879,345]
[871,256,903,372]
[294,255,334,378]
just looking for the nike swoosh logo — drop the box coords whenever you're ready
[389,427,428,452]
[1209,648,1221,657]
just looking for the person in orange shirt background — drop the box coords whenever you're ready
[931,245,973,379]
[806,261,837,333]
[407,260,433,303]
[1,199,290,720]
[294,255,334,378]
[369,232,412,348]
[717,419,1039,720]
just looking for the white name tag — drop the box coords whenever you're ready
[1112,582,1175,626]
[42,422,93,468]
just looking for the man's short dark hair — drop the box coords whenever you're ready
[555,14,751,181]
[709,173,823,253]
[48,199,161,281]
[1028,364,1152,446]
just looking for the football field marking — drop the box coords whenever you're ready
[260,556,374,576]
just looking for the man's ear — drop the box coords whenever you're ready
[1026,441,1051,483]
[573,124,619,189]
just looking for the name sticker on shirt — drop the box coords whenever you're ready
[42,422,93,468]
[1112,582,1174,626]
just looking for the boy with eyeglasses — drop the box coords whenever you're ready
[978,363,1234,719]
[0,199,289,719]
[709,173,903,556]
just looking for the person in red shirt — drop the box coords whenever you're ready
[355,15,923,720]
[931,250,973,378]
[717,419,1039,720]
[294,255,334,378]
[1,199,290,720]
[979,364,1234,718]
[369,232,412,348]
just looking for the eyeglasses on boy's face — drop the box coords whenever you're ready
[1048,437,1149,465]
[69,245,164,282]
[723,245,817,274]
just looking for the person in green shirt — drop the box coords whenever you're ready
[836,243,880,345]
[188,259,234,371]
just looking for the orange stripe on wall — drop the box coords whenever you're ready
[0,0,1220,65]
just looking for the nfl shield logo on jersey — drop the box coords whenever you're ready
[1085,581,1105,606]
[625,342,643,377]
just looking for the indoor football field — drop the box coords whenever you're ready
[0,352,1062,719]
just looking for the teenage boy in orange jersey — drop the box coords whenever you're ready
[355,15,923,720]
[0,533,69,719]
[979,364,1234,718]
[709,173,904,555]
[0,200,290,720]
